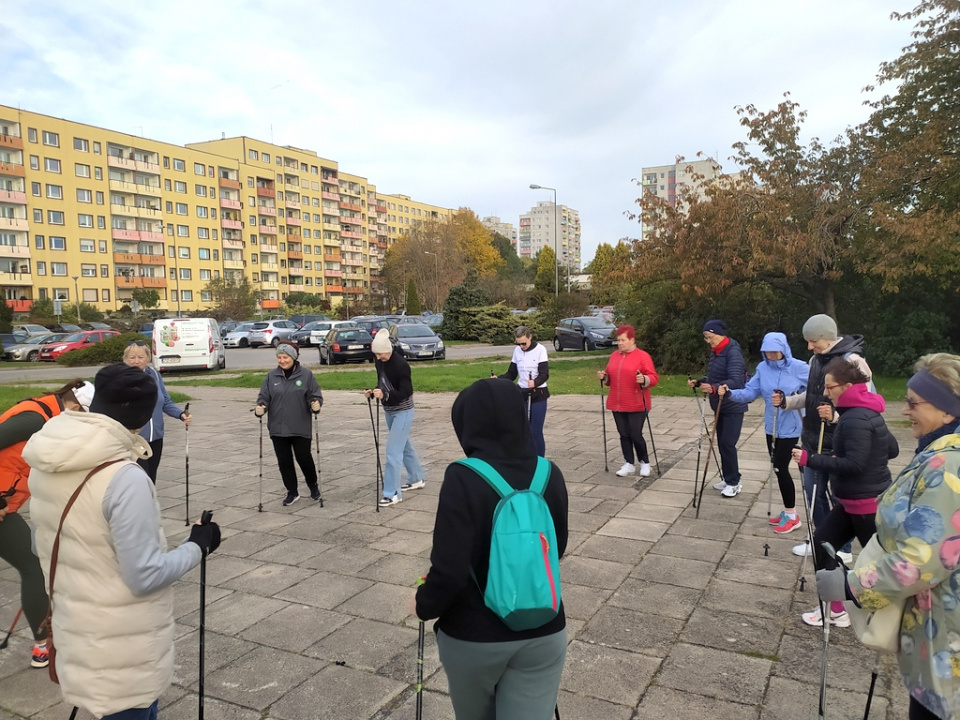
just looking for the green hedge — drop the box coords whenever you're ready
[56,332,148,367]
[456,305,518,344]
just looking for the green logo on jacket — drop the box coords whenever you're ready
[295,380,302,387]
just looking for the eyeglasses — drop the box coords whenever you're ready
[824,383,842,391]
[127,340,146,347]
[516,340,530,347]
[904,396,930,410]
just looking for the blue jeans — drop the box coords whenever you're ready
[529,399,547,457]
[383,408,423,499]
[801,465,852,554]
[102,700,159,720]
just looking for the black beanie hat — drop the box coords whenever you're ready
[89,363,158,430]
[702,319,727,335]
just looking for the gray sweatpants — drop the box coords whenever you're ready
[437,627,567,720]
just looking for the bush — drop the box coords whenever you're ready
[456,305,517,344]
[56,332,147,367]
[441,283,490,339]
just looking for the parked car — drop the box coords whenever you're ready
[13,323,50,336]
[388,323,445,361]
[139,321,155,337]
[423,312,444,328]
[289,313,331,327]
[296,320,357,347]
[45,323,81,334]
[248,319,299,348]
[319,327,375,365]
[218,320,240,336]
[0,332,28,353]
[39,330,121,361]
[351,316,393,337]
[79,322,113,331]
[3,333,69,362]
[553,316,617,351]
[223,322,258,348]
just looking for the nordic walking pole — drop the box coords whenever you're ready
[367,395,384,512]
[818,540,840,719]
[0,607,22,650]
[863,650,881,720]
[766,405,779,520]
[691,387,705,508]
[690,377,722,479]
[599,375,608,472]
[258,412,264,512]
[198,509,213,720]
[695,392,723,519]
[183,402,191,526]
[414,575,426,720]
[314,411,324,507]
[527,372,533,424]
[637,371,659,475]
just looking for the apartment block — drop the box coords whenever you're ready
[518,201,581,273]
[480,216,517,245]
[640,158,721,238]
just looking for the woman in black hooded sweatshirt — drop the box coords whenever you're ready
[413,378,568,720]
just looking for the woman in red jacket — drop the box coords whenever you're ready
[597,325,659,477]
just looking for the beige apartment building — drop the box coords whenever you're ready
[518,201,581,273]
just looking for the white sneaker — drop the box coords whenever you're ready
[720,482,742,498]
[378,494,402,507]
[712,480,727,491]
[638,462,651,477]
[616,462,635,477]
[801,606,851,628]
[792,542,812,557]
[837,550,853,565]
[401,480,425,491]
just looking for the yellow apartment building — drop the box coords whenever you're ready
[1,105,455,317]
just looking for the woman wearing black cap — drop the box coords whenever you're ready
[687,319,747,497]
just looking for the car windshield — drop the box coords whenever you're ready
[251,322,269,330]
[397,325,435,338]
[25,335,53,344]
[580,317,614,329]
[232,323,255,332]
[337,330,373,342]
[302,322,324,331]
[60,333,84,342]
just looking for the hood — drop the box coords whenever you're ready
[22,410,150,475]
[836,383,886,413]
[452,378,536,460]
[760,332,794,368]
[820,334,866,359]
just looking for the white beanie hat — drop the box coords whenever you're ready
[371,329,392,354]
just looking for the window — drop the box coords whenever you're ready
[31,182,40,196]
[175,203,187,215]
[176,225,189,237]
[48,210,64,225]
[74,137,89,152]
[35,235,44,249]
[211,229,217,240]
[100,264,109,277]
[165,201,173,213]
[212,250,219,261]
[198,248,210,260]
[75,163,90,177]
[82,288,98,303]
[201,291,212,302]
[36,261,46,275]
[247,177,254,187]
[197,227,209,239]
[163,156,169,168]
[304,245,311,254]
[29,155,39,170]
[99,240,107,252]
[93,141,101,154]
[77,188,92,203]
[164,179,171,191]
[194,162,205,175]
[209,187,216,199]
[200,269,211,281]
[168,245,175,258]
[96,191,104,205]
[173,158,185,171]
[50,236,66,250]
[43,158,61,173]
[196,206,208,218]
[51,262,67,276]
[97,216,106,229]
[27,128,37,143]
[174,181,186,193]
[81,263,96,277]
[46,184,62,199]
[262,153,270,163]
[195,184,206,197]
[179,268,191,280]
[42,131,59,147]
[250,253,258,264]
[94,167,102,180]
[101,289,110,302]
[77,214,93,227]
[181,290,193,302]
[249,150,258,161]
[178,246,190,258]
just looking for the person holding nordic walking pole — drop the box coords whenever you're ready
[366,329,425,507]
[24,363,220,720]
[496,326,550,456]
[123,341,191,485]
[597,325,659,478]
[255,343,323,507]
[688,319,747,497]
[717,332,809,533]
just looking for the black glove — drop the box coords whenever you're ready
[188,521,221,556]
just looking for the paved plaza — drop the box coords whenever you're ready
[1,386,916,719]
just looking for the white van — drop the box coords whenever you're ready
[152,318,226,372]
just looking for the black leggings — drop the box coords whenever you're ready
[909,697,941,719]
[612,411,648,465]
[813,504,877,571]
[766,434,798,508]
[0,512,49,641]
[137,438,164,484]
[271,435,317,495]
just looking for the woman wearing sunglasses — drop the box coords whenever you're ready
[495,326,550,456]
[122,341,190,483]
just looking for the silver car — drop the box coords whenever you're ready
[3,333,69,361]
[223,322,258,348]
[249,320,299,348]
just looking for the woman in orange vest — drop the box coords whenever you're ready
[0,379,93,669]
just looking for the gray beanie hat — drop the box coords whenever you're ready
[371,329,392,353]
[802,314,838,342]
[276,343,298,360]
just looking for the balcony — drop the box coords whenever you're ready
[221,218,242,230]
[259,225,277,235]
[111,227,140,241]
[340,215,361,225]
[0,217,28,231]
[286,216,301,227]
[256,186,275,198]
[324,285,343,293]
[0,161,25,178]
[219,197,241,210]
[341,230,362,239]
[287,250,302,260]
[0,244,30,258]
[0,134,23,150]
[114,252,142,264]
[108,179,161,196]
[106,155,160,174]
[324,269,342,278]
[285,199,300,210]
[0,189,27,204]
[289,280,304,289]
[222,238,244,250]
[375,204,386,213]
[339,201,362,212]
[134,205,161,219]
[257,205,276,216]
[260,262,278,271]
[285,233,300,243]
[261,298,280,309]
[219,177,241,190]
[0,271,31,284]
[260,281,279,291]
[322,222,340,232]
[261,243,279,253]
[342,287,363,295]
[5,299,32,312]
[321,191,339,201]
[142,276,167,287]
[323,254,340,262]
[223,259,244,270]
[140,231,163,242]
[115,275,167,288]
[139,254,165,265]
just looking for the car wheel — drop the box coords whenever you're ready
[582,338,589,352]
[28,350,39,362]
[553,337,562,352]
[329,353,337,365]
[219,353,226,369]
[239,338,249,348]
[272,337,281,348]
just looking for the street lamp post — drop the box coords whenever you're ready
[159,221,181,317]
[529,184,560,296]
[423,251,439,311]
[71,275,81,324]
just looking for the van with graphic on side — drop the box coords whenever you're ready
[152,318,225,372]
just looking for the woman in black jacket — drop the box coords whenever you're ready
[791,356,899,627]
[413,378,568,720]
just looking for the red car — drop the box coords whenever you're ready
[39,330,120,361]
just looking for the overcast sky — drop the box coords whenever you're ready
[2,0,913,265]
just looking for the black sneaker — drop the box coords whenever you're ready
[282,493,300,506]
[309,487,322,501]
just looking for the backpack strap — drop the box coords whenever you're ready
[529,457,551,496]
[455,456,552,497]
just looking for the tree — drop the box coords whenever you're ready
[406,278,422,315]
[131,288,160,309]
[532,246,557,304]
[589,241,633,305]
[203,277,256,320]
[0,293,12,332]
[490,232,525,278]
[285,291,325,308]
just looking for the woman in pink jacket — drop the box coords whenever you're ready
[597,325,659,477]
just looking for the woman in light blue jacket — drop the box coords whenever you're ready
[719,332,808,533]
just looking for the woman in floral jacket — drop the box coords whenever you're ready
[821,353,960,720]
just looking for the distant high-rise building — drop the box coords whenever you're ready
[639,158,722,238]
[481,215,517,245]
[518,201,581,273]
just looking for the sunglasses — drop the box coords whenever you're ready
[127,340,147,347]
[904,396,930,411]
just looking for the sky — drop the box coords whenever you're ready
[1,0,914,266]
